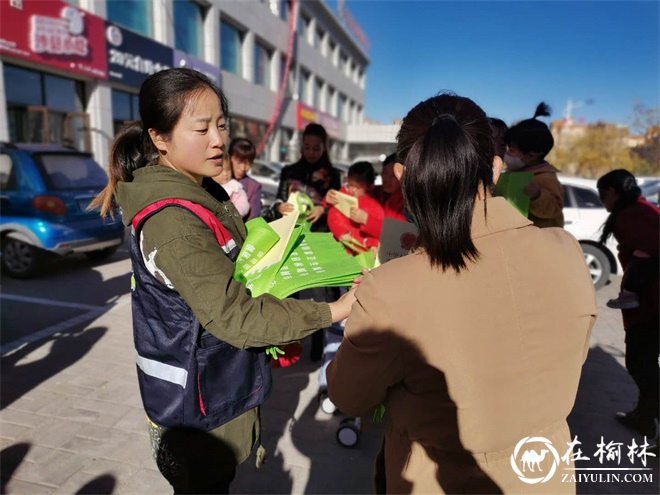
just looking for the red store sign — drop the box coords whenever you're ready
[0,0,107,79]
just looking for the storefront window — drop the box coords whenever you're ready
[221,21,243,75]
[111,90,140,134]
[254,41,271,87]
[45,74,84,113]
[107,0,153,37]
[4,65,88,149]
[4,65,42,106]
[174,0,204,58]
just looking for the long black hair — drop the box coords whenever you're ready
[91,68,229,217]
[597,169,641,244]
[396,93,495,273]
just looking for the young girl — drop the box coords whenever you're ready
[324,161,385,253]
[372,153,406,222]
[90,68,355,494]
[316,162,383,412]
[213,157,250,218]
[504,102,564,228]
[228,137,262,221]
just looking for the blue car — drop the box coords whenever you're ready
[0,143,125,278]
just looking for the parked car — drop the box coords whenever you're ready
[249,159,282,210]
[559,175,621,289]
[0,143,125,278]
[640,178,660,206]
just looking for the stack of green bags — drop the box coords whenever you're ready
[234,212,374,299]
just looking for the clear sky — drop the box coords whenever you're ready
[329,0,659,130]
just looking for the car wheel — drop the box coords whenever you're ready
[1,237,42,279]
[85,245,119,262]
[581,243,611,290]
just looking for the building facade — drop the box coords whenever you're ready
[0,0,369,168]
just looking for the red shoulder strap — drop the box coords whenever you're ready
[132,199,237,255]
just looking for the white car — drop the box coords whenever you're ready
[559,176,621,289]
[249,160,282,209]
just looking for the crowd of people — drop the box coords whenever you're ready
[92,67,658,493]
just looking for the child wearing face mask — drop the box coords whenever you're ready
[504,102,564,228]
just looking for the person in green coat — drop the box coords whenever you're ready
[91,68,356,494]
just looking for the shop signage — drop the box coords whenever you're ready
[106,22,172,89]
[296,102,340,138]
[173,50,222,87]
[0,0,107,79]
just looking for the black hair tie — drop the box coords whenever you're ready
[431,113,457,126]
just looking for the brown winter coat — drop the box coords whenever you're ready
[327,197,597,494]
[528,162,564,228]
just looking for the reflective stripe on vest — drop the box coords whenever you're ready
[136,353,188,388]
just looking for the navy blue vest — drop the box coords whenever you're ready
[130,199,272,431]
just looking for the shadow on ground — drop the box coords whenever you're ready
[568,345,659,494]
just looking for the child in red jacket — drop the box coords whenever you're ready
[324,161,384,254]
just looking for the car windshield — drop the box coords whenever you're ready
[36,153,109,190]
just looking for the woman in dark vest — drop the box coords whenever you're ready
[90,69,355,493]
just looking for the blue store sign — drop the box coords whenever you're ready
[106,23,172,89]
[173,50,222,87]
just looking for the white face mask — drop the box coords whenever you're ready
[504,152,526,171]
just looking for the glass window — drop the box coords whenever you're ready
[315,28,324,51]
[298,69,310,104]
[297,13,309,37]
[112,90,139,134]
[45,75,83,113]
[279,0,288,21]
[221,20,242,74]
[254,41,271,87]
[339,52,348,74]
[574,186,603,208]
[36,154,108,190]
[337,93,345,122]
[174,0,204,57]
[4,65,42,106]
[314,78,323,109]
[0,154,17,190]
[106,0,153,37]
[329,40,337,65]
[328,87,336,116]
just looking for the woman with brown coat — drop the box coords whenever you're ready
[326,94,597,494]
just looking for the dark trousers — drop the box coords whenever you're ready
[623,257,659,293]
[148,423,239,494]
[625,318,660,425]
